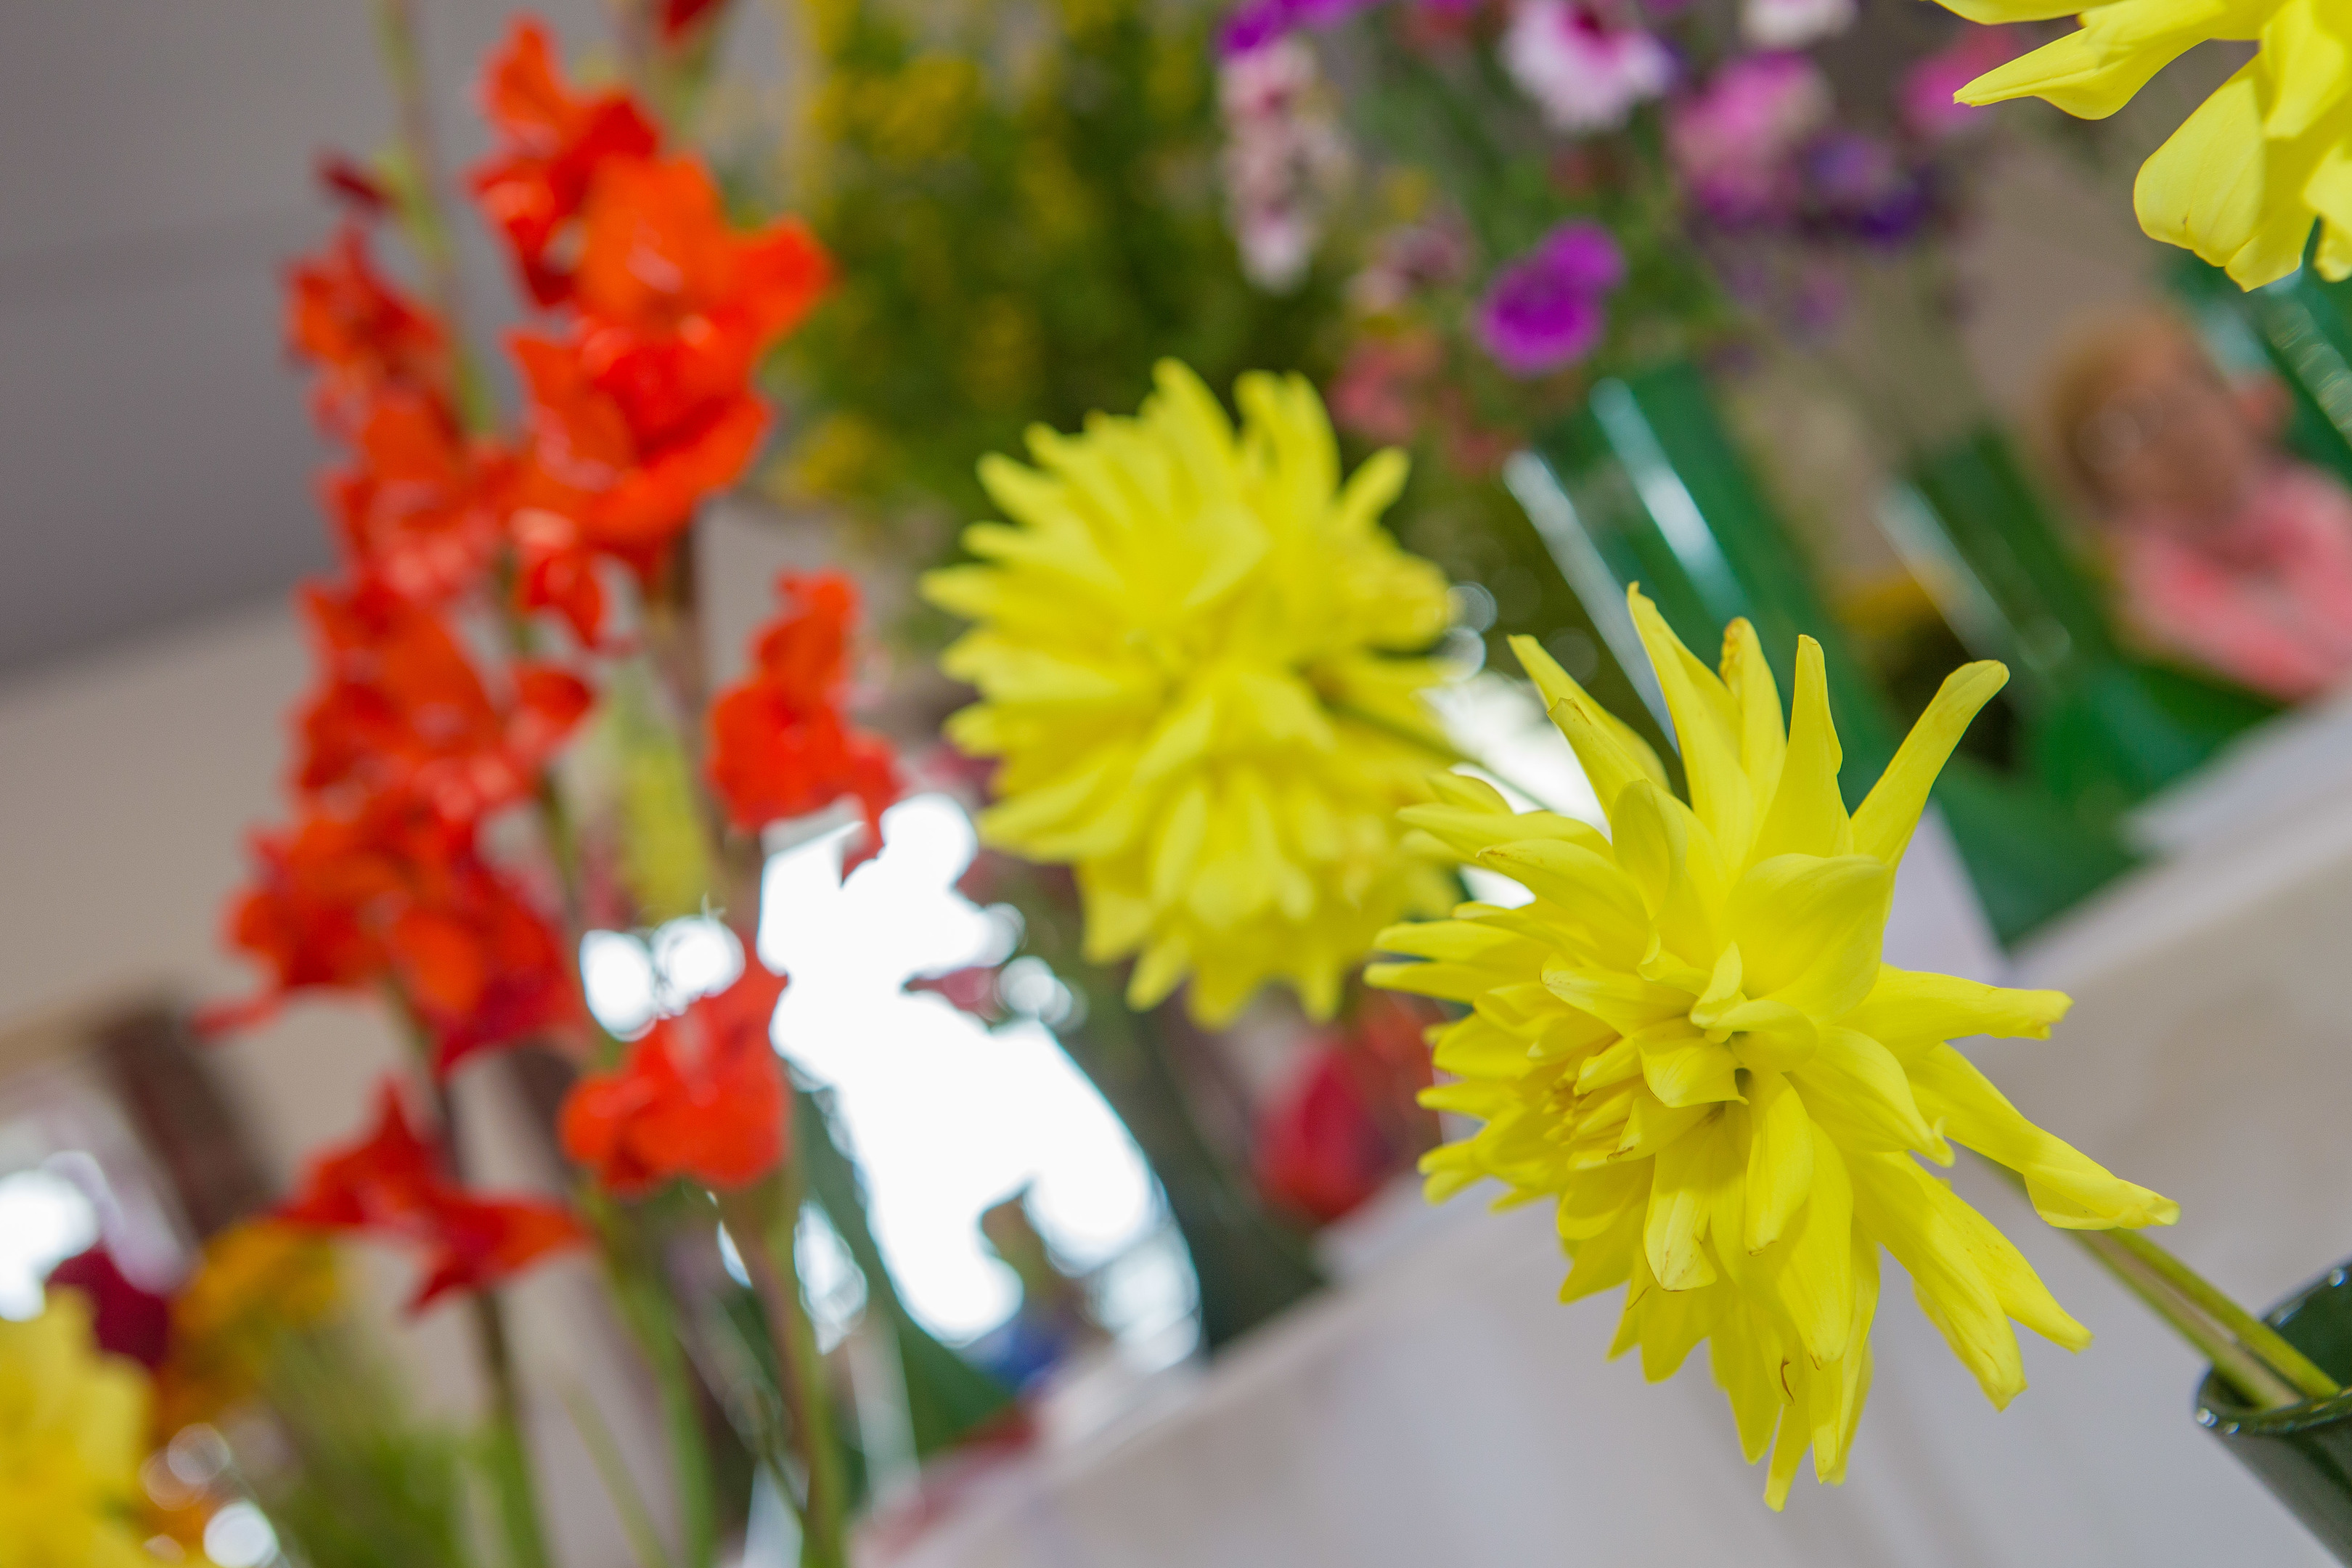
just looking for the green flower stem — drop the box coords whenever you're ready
[560,1384,679,1568]
[470,1297,557,1568]
[719,1180,850,1568]
[2100,1225,2342,1402]
[1977,1155,2337,1407]
[391,1003,555,1568]
[595,1199,720,1568]
[2071,1228,2304,1410]
[370,0,495,434]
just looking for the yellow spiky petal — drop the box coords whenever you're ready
[1935,0,2351,287]
[1370,589,2176,1508]
[923,360,1458,1026]
[0,1292,158,1568]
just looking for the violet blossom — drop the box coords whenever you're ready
[1220,38,1355,292]
[1500,1,1675,134]
[1474,220,1625,376]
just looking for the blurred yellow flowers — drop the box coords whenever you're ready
[0,1291,156,1568]
[1371,590,2176,1508]
[926,360,1458,1025]
[1939,0,2351,286]
[158,1219,342,1435]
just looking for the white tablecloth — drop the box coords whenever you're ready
[891,765,2352,1567]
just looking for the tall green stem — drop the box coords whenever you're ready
[719,1180,849,1568]
[371,0,494,433]
[597,1201,720,1568]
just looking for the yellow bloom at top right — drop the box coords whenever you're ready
[1936,0,2352,287]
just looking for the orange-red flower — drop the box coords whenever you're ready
[560,965,791,1196]
[512,158,830,560]
[324,394,510,604]
[708,571,899,859]
[293,578,592,824]
[470,17,661,309]
[206,796,582,1071]
[279,1080,587,1311]
[287,224,452,434]
[508,504,611,646]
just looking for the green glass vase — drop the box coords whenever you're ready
[2197,1265,2352,1563]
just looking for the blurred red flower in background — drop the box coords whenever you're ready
[1256,994,1442,1225]
[279,1081,587,1310]
[287,224,454,433]
[323,396,510,604]
[709,571,899,860]
[512,158,829,561]
[560,965,791,1196]
[293,579,592,824]
[471,19,661,309]
[206,796,581,1071]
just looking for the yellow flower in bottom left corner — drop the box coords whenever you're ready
[1,1291,157,1568]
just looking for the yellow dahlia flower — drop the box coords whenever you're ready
[1938,0,2352,286]
[1370,589,2177,1508]
[0,1292,156,1568]
[923,359,1458,1025]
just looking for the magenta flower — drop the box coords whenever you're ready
[1900,26,2029,142]
[1474,221,1625,377]
[1667,52,1833,225]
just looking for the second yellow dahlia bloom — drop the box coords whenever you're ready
[1371,589,2177,1508]
[1939,0,2352,286]
[0,1292,157,1568]
[924,360,1459,1026]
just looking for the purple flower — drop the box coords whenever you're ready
[1500,1,1675,133]
[1217,0,1381,56]
[1805,132,1933,245]
[1474,221,1625,377]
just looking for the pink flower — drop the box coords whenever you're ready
[1739,0,1853,50]
[1667,52,1833,225]
[1500,1,1674,134]
[1901,26,2030,142]
[1220,38,1354,291]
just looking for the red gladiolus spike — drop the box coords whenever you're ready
[510,506,611,645]
[511,330,770,559]
[707,571,900,865]
[205,794,581,1067]
[287,224,452,433]
[560,965,790,1197]
[470,17,661,308]
[293,580,592,824]
[322,393,510,605]
[279,1080,587,1313]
